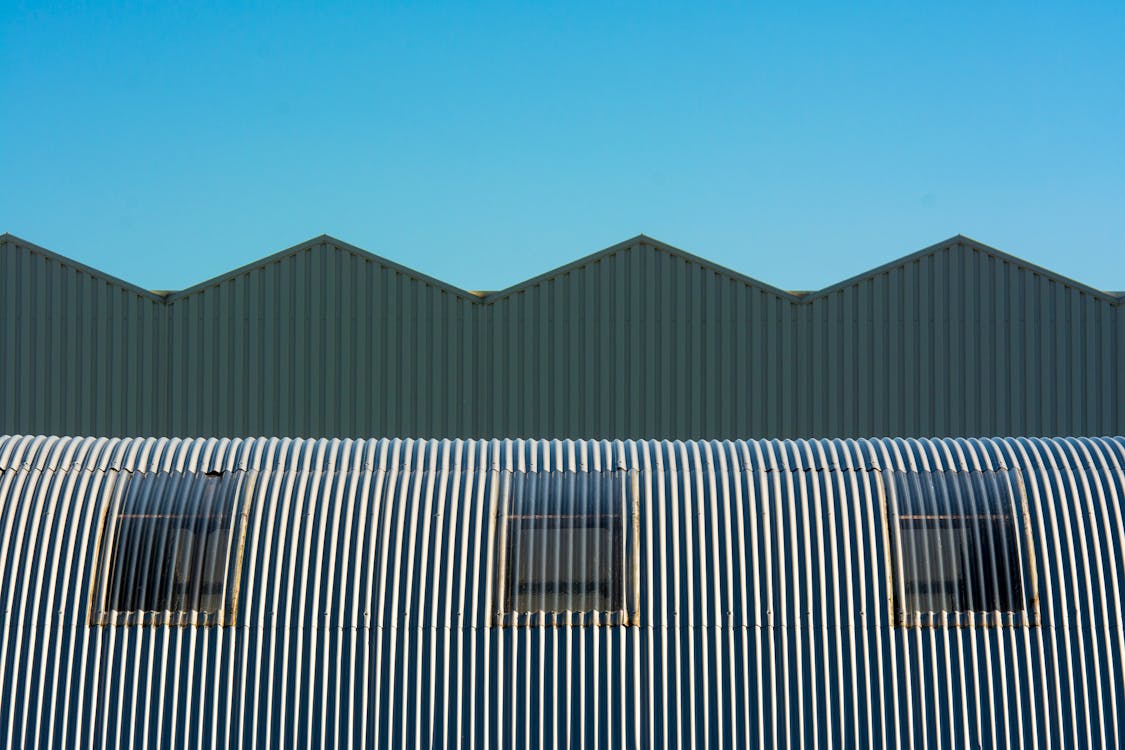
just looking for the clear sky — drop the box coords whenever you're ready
[2,1,1123,293]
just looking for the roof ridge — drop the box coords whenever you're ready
[164,234,479,303]
[0,233,166,302]
[2,232,1120,306]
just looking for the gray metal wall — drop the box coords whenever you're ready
[1,238,166,435]
[2,233,1122,438]
[1,435,1122,748]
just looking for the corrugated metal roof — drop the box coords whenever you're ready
[1,435,1122,747]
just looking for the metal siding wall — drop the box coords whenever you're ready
[802,244,1122,439]
[2,236,1122,438]
[483,244,799,439]
[0,239,167,437]
[163,242,480,438]
[1,435,1123,748]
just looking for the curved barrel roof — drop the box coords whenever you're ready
[1,435,1122,747]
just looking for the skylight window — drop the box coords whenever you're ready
[496,470,637,626]
[886,469,1038,627]
[92,471,251,626]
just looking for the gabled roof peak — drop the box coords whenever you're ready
[1,232,1120,306]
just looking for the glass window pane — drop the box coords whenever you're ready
[96,471,247,626]
[888,469,1033,627]
[502,471,626,621]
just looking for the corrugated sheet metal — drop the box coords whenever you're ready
[1,435,1122,748]
[2,233,1122,438]
[0,237,166,435]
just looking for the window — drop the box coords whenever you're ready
[91,471,251,626]
[495,470,637,626]
[886,469,1038,627]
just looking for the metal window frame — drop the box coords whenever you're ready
[493,469,641,627]
[882,467,1041,629]
[88,470,256,627]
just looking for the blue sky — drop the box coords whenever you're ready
[2,1,1123,292]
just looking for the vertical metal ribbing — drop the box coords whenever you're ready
[0,435,1124,747]
[7,236,1124,442]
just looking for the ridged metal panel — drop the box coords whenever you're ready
[164,239,482,438]
[0,239,167,436]
[801,246,1121,438]
[480,244,799,438]
[1,435,1123,748]
[2,234,1122,438]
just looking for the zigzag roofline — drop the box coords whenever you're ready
[0,234,168,303]
[1,232,1121,306]
[163,234,482,304]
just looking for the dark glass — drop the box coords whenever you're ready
[504,472,625,615]
[104,472,241,615]
[892,471,1025,618]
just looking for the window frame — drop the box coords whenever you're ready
[882,467,1040,629]
[89,469,255,627]
[492,468,640,627]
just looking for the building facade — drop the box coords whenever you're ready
[1,233,1122,438]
